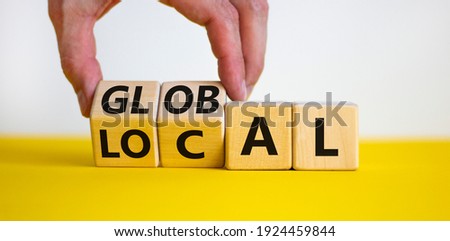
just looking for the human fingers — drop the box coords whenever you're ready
[160,0,247,100]
[229,0,268,96]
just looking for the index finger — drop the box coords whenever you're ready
[230,0,269,96]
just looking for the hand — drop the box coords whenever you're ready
[49,0,268,117]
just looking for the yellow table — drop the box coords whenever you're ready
[1,137,449,220]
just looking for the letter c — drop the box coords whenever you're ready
[176,130,205,159]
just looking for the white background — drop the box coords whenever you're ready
[0,0,449,137]
[1,221,450,241]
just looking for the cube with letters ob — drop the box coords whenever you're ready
[157,81,226,167]
[90,81,160,167]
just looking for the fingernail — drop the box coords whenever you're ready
[246,85,254,99]
[77,90,88,117]
[158,0,171,6]
[241,80,247,100]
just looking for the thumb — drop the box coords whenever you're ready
[49,0,119,117]
[61,56,102,117]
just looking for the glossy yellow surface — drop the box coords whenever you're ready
[0,137,449,220]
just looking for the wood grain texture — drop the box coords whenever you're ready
[293,103,358,170]
[90,81,160,167]
[157,81,225,167]
[225,102,292,170]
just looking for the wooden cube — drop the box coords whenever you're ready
[225,102,292,170]
[157,81,226,167]
[292,102,358,170]
[90,81,160,167]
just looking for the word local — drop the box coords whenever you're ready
[90,81,358,170]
